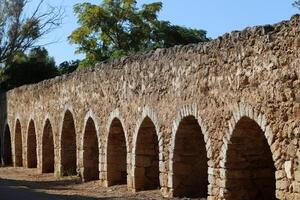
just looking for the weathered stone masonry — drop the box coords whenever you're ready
[1,15,300,199]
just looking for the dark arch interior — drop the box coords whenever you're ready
[172,116,208,198]
[107,118,127,186]
[61,110,77,176]
[15,120,23,167]
[225,117,276,200]
[27,120,37,168]
[3,124,12,166]
[83,117,99,181]
[42,119,54,173]
[134,117,159,191]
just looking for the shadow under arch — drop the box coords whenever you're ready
[82,116,99,182]
[42,119,54,173]
[27,120,37,168]
[220,103,278,200]
[106,117,127,186]
[60,109,77,176]
[224,116,276,200]
[3,124,12,166]
[168,105,209,198]
[14,119,23,167]
[131,106,162,192]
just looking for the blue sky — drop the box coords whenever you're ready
[28,0,299,64]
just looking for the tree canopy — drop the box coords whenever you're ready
[69,0,209,67]
[0,0,63,64]
[0,0,210,90]
[293,1,300,8]
[0,47,58,91]
[57,60,79,75]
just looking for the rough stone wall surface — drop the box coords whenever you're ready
[1,15,300,200]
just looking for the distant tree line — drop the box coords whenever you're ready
[19,0,300,90]
[0,0,63,64]
[0,0,78,91]
[1,0,299,91]
[0,0,210,91]
[0,47,79,91]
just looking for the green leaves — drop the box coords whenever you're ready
[141,2,162,21]
[0,47,59,91]
[293,1,300,8]
[58,60,79,74]
[70,0,209,68]
[21,18,40,39]
[0,0,63,64]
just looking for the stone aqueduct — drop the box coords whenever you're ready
[1,15,300,200]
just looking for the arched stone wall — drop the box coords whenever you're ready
[60,108,77,176]
[0,15,300,199]
[167,105,211,198]
[103,109,129,187]
[80,110,100,182]
[219,103,277,200]
[131,106,163,192]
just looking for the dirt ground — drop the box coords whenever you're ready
[0,167,205,200]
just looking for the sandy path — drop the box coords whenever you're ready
[0,167,166,200]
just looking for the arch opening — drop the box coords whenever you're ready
[107,118,127,186]
[14,120,23,167]
[61,110,77,176]
[3,124,12,166]
[27,120,37,168]
[82,117,99,181]
[225,117,276,200]
[42,119,54,173]
[134,117,159,191]
[172,116,208,198]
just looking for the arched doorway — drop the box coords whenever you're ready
[171,115,208,198]
[106,118,127,186]
[61,110,77,176]
[27,120,37,168]
[14,120,23,167]
[42,119,54,173]
[134,117,159,191]
[82,117,99,181]
[3,124,12,166]
[225,116,276,200]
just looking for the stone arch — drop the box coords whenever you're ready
[42,119,54,173]
[168,104,209,198]
[27,120,37,168]
[81,111,100,182]
[132,106,162,191]
[60,109,77,176]
[14,119,23,167]
[105,109,129,186]
[221,103,276,200]
[3,124,12,166]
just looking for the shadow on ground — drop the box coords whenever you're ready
[0,178,116,200]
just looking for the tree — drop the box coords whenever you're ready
[69,0,209,67]
[0,47,58,91]
[152,21,209,48]
[293,1,300,7]
[58,60,79,75]
[0,0,63,64]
